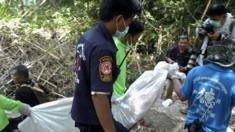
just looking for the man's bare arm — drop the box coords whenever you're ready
[171,78,187,101]
[92,94,116,132]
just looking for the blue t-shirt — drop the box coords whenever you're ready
[71,22,119,125]
[180,63,235,132]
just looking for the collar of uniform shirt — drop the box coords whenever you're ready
[97,21,117,51]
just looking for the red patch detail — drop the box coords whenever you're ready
[99,56,113,82]
[100,61,112,75]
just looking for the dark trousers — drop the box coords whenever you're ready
[2,116,25,132]
[2,125,15,132]
[76,121,129,132]
[185,127,203,132]
[2,120,19,132]
[185,123,203,132]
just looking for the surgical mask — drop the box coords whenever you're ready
[114,17,129,38]
[115,26,129,38]
[210,20,221,28]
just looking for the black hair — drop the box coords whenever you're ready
[128,20,144,36]
[13,64,29,79]
[207,4,227,16]
[179,34,189,41]
[99,0,141,22]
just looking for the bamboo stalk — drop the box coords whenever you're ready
[50,91,66,98]
[42,67,60,85]
[37,59,48,81]
[226,0,231,8]
[33,75,57,88]
[200,0,212,22]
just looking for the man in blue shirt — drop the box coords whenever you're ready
[71,0,141,132]
[169,43,235,132]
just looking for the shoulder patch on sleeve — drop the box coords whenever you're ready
[99,56,113,82]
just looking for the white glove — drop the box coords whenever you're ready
[19,103,31,116]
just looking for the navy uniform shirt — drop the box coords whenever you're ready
[71,22,119,125]
[167,46,192,67]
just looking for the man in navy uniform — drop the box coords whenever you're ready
[71,0,141,132]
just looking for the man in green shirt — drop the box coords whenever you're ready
[113,20,144,97]
[0,95,31,132]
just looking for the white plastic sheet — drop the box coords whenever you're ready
[18,61,183,132]
[112,61,181,128]
[19,98,79,132]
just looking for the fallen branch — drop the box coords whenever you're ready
[50,92,66,98]
[33,75,57,89]
[37,59,48,81]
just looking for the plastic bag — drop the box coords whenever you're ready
[18,61,183,131]
[112,61,176,128]
[18,98,79,132]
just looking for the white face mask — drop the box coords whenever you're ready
[210,20,221,29]
[114,16,129,38]
[115,26,129,38]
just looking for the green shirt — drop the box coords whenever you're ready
[113,37,128,97]
[0,95,22,131]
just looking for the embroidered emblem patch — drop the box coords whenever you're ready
[99,56,112,82]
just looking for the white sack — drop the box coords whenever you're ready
[112,61,179,128]
[18,61,183,132]
[18,98,79,132]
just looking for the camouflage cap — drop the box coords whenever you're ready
[204,44,235,67]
